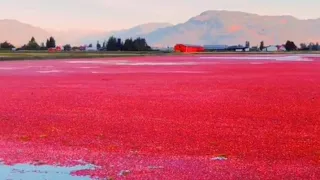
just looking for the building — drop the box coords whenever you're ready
[250,46,259,51]
[48,46,62,53]
[152,46,174,52]
[203,45,228,51]
[277,45,286,51]
[174,44,204,53]
[85,46,98,51]
[262,46,278,52]
[227,45,248,52]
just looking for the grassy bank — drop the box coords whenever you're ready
[0,51,169,61]
[196,51,320,54]
[1,50,319,61]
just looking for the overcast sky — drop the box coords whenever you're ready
[1,0,319,31]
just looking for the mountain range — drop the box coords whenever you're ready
[1,10,320,47]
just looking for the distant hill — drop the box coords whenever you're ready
[143,10,320,46]
[2,11,320,47]
[47,29,106,46]
[79,23,173,45]
[0,19,52,46]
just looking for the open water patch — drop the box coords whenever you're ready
[0,162,95,180]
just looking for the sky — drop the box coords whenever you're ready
[1,0,320,31]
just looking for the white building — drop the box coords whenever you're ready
[262,46,278,52]
[203,45,228,51]
[85,46,98,51]
[277,45,286,51]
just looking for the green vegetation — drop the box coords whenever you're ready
[0,51,169,61]
[102,36,151,51]
[0,35,151,52]
[1,33,320,61]
[0,41,15,49]
[0,35,158,60]
[46,37,56,48]
[2,50,320,61]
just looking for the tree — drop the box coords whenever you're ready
[63,44,71,51]
[96,41,101,50]
[116,38,123,51]
[49,37,56,48]
[245,41,250,48]
[104,36,151,51]
[46,39,50,48]
[46,37,56,48]
[307,42,319,51]
[259,41,264,51]
[106,36,118,51]
[88,44,93,48]
[284,40,297,51]
[308,42,314,51]
[300,43,307,50]
[26,37,40,50]
[132,37,151,51]
[0,41,15,49]
[123,38,134,51]
[39,42,47,50]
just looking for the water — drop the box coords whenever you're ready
[0,162,95,180]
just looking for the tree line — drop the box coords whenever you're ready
[254,40,318,51]
[0,36,56,50]
[0,36,151,51]
[94,36,151,51]
[1,36,320,52]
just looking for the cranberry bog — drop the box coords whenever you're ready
[0,54,319,179]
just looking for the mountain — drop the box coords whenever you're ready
[0,19,171,46]
[79,23,172,45]
[2,11,320,47]
[144,10,320,46]
[46,29,106,46]
[109,22,173,38]
[0,19,52,46]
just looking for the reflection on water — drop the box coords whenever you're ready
[0,161,95,180]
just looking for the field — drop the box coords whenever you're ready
[0,51,168,61]
[2,51,320,61]
[0,54,320,179]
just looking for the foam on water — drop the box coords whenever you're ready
[199,56,275,60]
[0,67,26,70]
[250,62,266,64]
[0,163,95,180]
[274,56,313,61]
[65,60,197,66]
[37,70,62,73]
[65,60,128,64]
[91,70,206,74]
[167,71,206,73]
[79,66,99,69]
[114,62,197,66]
